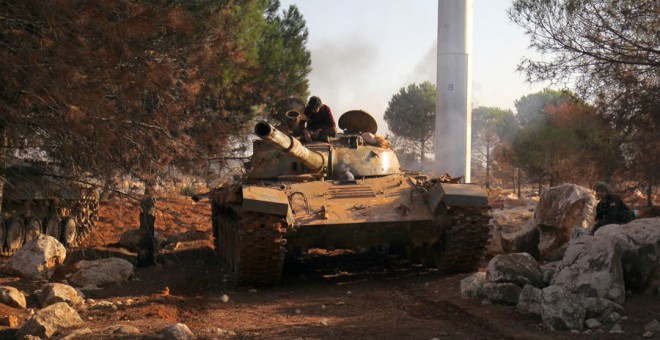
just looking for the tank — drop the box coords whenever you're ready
[204,103,490,286]
[1,165,99,255]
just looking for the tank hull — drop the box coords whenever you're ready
[210,173,490,286]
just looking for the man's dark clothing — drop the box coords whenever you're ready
[595,193,632,230]
[303,104,336,132]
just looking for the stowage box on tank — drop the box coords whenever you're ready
[202,100,490,286]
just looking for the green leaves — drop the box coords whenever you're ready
[384,82,436,169]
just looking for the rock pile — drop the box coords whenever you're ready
[463,182,659,333]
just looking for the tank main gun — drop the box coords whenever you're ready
[254,121,325,172]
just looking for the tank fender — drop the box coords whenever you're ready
[428,182,488,213]
[241,186,294,225]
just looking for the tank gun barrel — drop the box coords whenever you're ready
[254,122,325,172]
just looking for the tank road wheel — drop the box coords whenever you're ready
[0,220,5,254]
[5,218,25,254]
[44,216,61,240]
[61,217,77,247]
[432,206,491,273]
[24,217,42,242]
[214,210,287,286]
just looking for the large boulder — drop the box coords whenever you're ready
[16,302,84,339]
[36,283,85,308]
[480,283,522,305]
[535,184,595,261]
[582,297,625,325]
[68,257,134,288]
[517,284,542,316]
[516,284,624,328]
[551,235,625,304]
[487,253,544,288]
[459,272,488,299]
[6,234,66,280]
[596,218,660,294]
[488,206,539,258]
[541,285,586,331]
[0,285,27,309]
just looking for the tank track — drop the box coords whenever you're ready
[214,209,286,286]
[69,190,99,245]
[432,206,491,272]
[1,192,99,256]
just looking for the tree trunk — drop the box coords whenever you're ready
[518,168,522,198]
[485,143,491,189]
[648,181,654,208]
[137,191,157,267]
[419,139,425,172]
[0,127,6,216]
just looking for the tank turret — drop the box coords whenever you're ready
[254,121,325,172]
[249,113,401,180]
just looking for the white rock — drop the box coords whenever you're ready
[320,318,330,326]
[459,272,488,299]
[97,324,141,335]
[215,328,236,336]
[585,318,601,329]
[479,283,522,305]
[487,253,543,288]
[488,206,539,258]
[220,294,230,303]
[68,257,134,287]
[16,302,84,339]
[551,235,625,304]
[516,285,542,316]
[535,184,596,261]
[160,323,195,340]
[582,297,624,325]
[645,320,660,333]
[58,327,92,340]
[643,331,654,338]
[0,285,27,309]
[541,285,586,331]
[94,300,115,308]
[36,283,85,308]
[609,323,623,333]
[6,235,66,280]
[596,218,660,294]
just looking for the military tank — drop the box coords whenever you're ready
[205,100,490,286]
[1,165,99,255]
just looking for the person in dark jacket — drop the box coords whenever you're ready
[301,96,336,143]
[593,182,633,233]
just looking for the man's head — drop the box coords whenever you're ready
[593,182,610,199]
[308,96,322,113]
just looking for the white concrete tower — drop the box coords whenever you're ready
[435,0,473,182]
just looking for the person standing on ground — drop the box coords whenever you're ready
[593,182,633,233]
[301,96,336,143]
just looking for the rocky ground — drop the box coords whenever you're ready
[1,191,659,339]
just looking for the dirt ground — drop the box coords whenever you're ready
[1,193,659,339]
